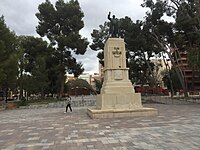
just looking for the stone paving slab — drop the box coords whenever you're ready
[0,104,200,150]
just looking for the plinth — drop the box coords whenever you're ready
[87,38,157,119]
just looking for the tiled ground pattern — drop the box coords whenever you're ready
[0,104,200,150]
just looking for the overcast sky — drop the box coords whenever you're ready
[0,0,148,74]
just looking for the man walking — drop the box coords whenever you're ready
[64,95,72,113]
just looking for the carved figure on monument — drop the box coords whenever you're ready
[108,12,119,38]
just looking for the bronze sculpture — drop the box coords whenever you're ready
[108,12,119,38]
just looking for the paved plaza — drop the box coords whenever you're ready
[0,104,200,150]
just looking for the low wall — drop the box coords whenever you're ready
[142,95,200,104]
[18,95,200,109]
[19,96,96,109]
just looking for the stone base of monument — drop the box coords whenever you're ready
[87,92,157,119]
[87,107,157,119]
[87,38,157,119]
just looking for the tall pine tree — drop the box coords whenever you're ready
[36,0,89,97]
[0,16,18,99]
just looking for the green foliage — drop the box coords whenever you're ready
[36,0,89,96]
[20,36,50,72]
[0,16,18,90]
[90,0,199,94]
[174,1,200,74]
[31,57,49,96]
[94,78,103,94]
[141,0,200,96]
[90,22,109,67]
[163,69,182,92]
[17,36,52,98]
[188,48,200,69]
[90,16,159,85]
[90,22,109,51]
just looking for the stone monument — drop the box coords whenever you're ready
[87,38,158,119]
[87,13,157,119]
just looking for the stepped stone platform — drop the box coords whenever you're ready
[87,107,157,119]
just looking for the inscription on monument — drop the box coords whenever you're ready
[112,47,121,57]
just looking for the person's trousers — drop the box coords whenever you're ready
[66,104,72,112]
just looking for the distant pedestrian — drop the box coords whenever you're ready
[64,95,72,113]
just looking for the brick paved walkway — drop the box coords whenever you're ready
[0,104,200,150]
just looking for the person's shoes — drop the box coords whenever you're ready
[64,112,67,113]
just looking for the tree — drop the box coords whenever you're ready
[173,0,200,89]
[143,0,200,96]
[121,17,162,86]
[141,0,195,97]
[0,16,18,100]
[163,68,182,93]
[31,57,49,98]
[36,0,89,97]
[90,17,160,86]
[17,36,52,99]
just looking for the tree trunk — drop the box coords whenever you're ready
[167,50,188,97]
[141,50,157,87]
[162,53,174,97]
[41,88,45,99]
[195,0,200,27]
[19,70,23,100]
[172,46,188,97]
[59,71,65,98]
[174,67,188,97]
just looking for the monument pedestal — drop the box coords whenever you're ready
[87,38,157,119]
